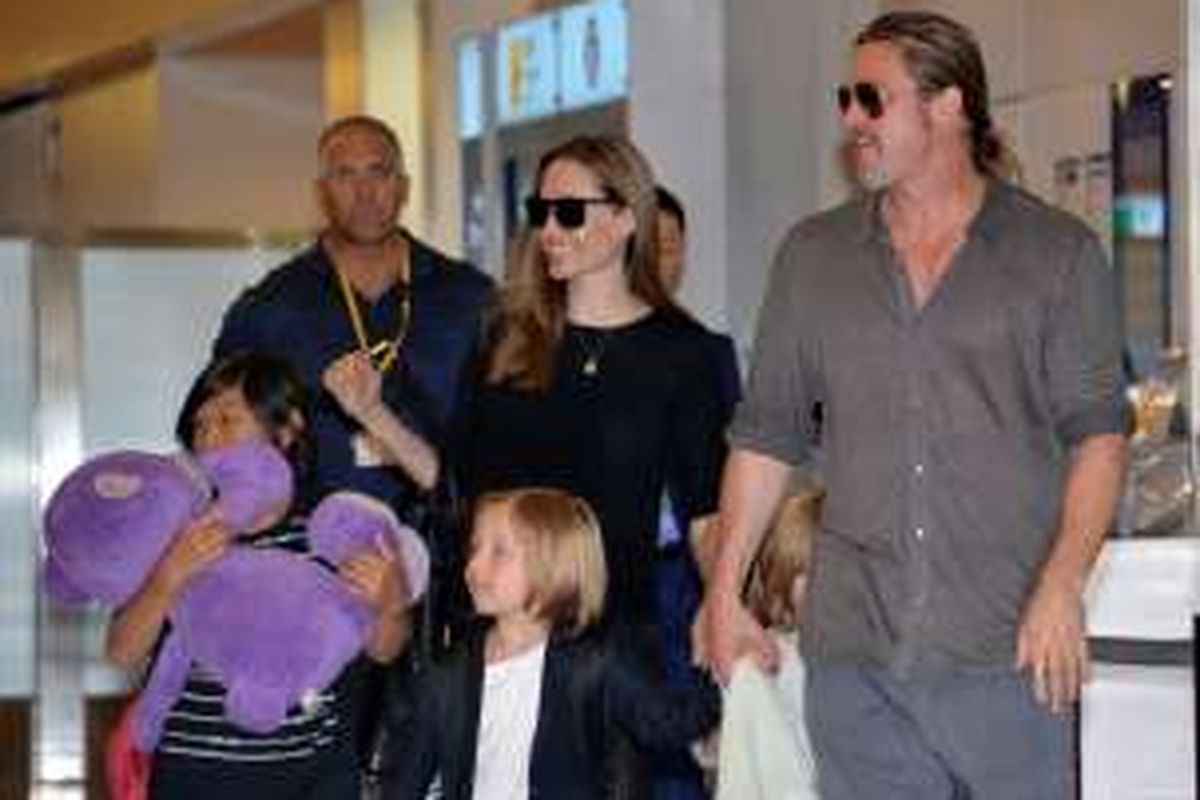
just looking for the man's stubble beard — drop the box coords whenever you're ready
[855,159,891,193]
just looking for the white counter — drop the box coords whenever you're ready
[1082,537,1198,799]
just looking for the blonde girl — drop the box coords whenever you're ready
[382,488,720,800]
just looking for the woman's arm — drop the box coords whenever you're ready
[323,350,440,490]
[105,509,230,668]
[605,641,722,750]
[665,332,729,538]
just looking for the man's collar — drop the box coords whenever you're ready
[313,227,435,283]
[854,189,888,244]
[855,176,1004,246]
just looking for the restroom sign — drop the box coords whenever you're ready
[493,0,628,127]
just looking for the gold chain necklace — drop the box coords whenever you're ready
[333,249,411,374]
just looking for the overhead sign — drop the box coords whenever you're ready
[492,0,629,127]
[496,14,558,124]
[456,35,485,139]
[559,0,628,111]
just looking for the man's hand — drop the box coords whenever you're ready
[693,587,779,686]
[1015,571,1089,712]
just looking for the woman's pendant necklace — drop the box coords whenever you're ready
[578,330,610,377]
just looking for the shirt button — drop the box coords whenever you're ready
[914,463,925,476]
[915,527,925,540]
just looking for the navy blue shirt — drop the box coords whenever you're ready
[214,232,493,514]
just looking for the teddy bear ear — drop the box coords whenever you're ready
[395,523,430,605]
[308,491,430,606]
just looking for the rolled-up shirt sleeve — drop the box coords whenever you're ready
[1044,229,1128,446]
[729,225,819,468]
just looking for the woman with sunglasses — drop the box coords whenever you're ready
[430,134,726,794]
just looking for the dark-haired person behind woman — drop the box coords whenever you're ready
[106,351,408,800]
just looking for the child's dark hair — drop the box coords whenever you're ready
[175,351,314,479]
[655,184,686,231]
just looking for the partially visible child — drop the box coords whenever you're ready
[105,351,409,799]
[381,487,721,800]
[693,485,823,800]
[743,487,820,633]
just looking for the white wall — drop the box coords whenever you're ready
[628,0,729,330]
[719,0,874,348]
[79,245,285,454]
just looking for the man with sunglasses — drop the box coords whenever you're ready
[212,114,493,776]
[698,10,1126,799]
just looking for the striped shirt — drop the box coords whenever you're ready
[155,518,356,763]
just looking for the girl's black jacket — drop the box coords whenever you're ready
[379,622,720,799]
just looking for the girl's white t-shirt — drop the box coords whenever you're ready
[471,640,548,800]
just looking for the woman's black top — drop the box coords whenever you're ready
[460,308,727,623]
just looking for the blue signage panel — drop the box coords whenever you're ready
[559,0,628,111]
[456,35,485,139]
[496,14,558,124]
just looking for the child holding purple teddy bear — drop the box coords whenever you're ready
[105,352,410,799]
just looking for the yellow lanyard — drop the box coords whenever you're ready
[333,255,411,374]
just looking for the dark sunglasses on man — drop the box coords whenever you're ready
[836,82,886,120]
[524,196,617,230]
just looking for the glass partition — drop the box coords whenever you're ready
[0,240,36,699]
[80,245,289,455]
[0,239,35,799]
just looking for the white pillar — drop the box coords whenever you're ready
[628,0,730,330]
[362,0,429,236]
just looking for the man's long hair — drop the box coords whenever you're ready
[858,11,1011,178]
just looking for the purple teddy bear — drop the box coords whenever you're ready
[43,440,429,752]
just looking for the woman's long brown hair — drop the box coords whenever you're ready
[485,135,674,390]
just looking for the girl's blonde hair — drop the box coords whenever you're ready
[485,134,676,390]
[475,488,608,635]
[744,488,823,631]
